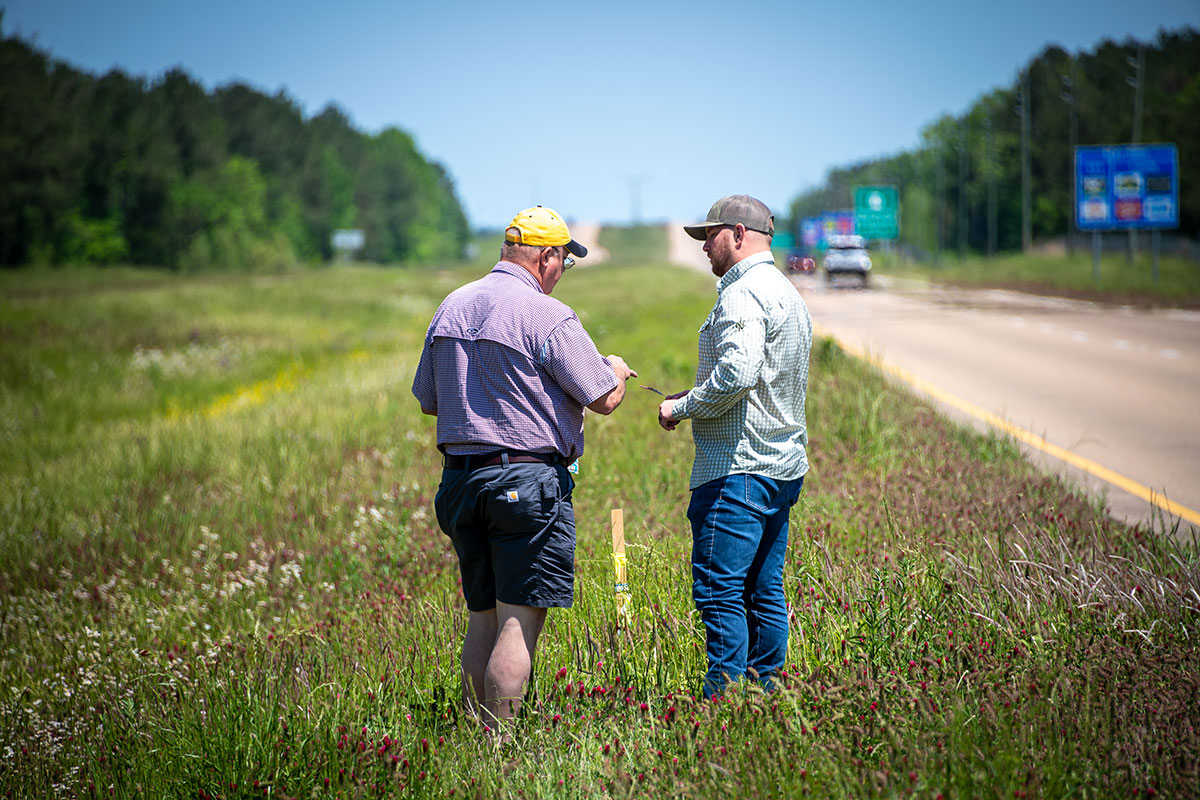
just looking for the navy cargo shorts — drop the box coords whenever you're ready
[434,456,576,611]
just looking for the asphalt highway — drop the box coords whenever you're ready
[792,273,1200,533]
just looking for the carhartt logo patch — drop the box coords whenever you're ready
[506,490,520,503]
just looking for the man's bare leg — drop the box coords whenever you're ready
[482,601,546,734]
[461,609,498,719]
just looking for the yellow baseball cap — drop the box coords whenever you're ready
[505,205,588,258]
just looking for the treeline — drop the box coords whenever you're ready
[788,27,1199,256]
[0,23,470,269]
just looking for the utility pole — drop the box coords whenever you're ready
[1061,61,1078,257]
[628,175,644,225]
[933,145,944,265]
[1130,46,1144,146]
[986,111,997,257]
[1126,46,1144,262]
[958,118,969,260]
[1019,70,1032,252]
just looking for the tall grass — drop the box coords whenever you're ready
[1,258,1197,798]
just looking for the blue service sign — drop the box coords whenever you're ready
[1076,144,1178,230]
[801,212,856,249]
[800,218,822,248]
[821,211,856,244]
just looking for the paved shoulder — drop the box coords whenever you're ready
[797,277,1200,532]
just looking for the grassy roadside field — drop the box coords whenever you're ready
[597,225,668,265]
[875,248,1200,308]
[1,251,1198,799]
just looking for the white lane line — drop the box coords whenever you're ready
[1016,327,1182,361]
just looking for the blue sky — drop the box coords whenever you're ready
[4,0,1197,228]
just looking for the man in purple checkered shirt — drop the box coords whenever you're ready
[412,206,637,737]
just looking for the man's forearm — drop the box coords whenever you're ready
[673,363,754,419]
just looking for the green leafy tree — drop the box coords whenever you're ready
[0,34,90,264]
[0,23,473,269]
[171,156,294,272]
[786,27,1199,256]
[299,105,366,261]
[63,212,129,264]
[356,128,468,263]
[215,83,313,256]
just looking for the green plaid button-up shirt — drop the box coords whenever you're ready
[672,252,812,490]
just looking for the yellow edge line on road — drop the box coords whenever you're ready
[818,325,1200,528]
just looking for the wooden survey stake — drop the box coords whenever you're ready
[611,508,631,624]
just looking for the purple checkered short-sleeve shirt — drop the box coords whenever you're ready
[411,262,618,460]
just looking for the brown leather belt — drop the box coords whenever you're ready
[442,449,567,470]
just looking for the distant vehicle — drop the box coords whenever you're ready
[822,234,871,286]
[786,252,816,273]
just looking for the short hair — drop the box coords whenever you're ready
[500,227,523,256]
[501,228,560,261]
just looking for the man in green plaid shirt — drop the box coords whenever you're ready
[658,195,812,698]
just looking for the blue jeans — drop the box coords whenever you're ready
[688,473,804,698]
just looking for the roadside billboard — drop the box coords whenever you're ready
[800,217,822,249]
[854,185,900,239]
[800,211,856,250]
[331,229,365,251]
[821,211,855,248]
[1075,144,1179,230]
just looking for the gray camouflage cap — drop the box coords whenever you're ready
[684,194,775,241]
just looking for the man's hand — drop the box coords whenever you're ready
[658,391,687,431]
[607,354,637,382]
[588,355,638,415]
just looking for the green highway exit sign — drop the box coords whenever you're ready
[854,186,899,240]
